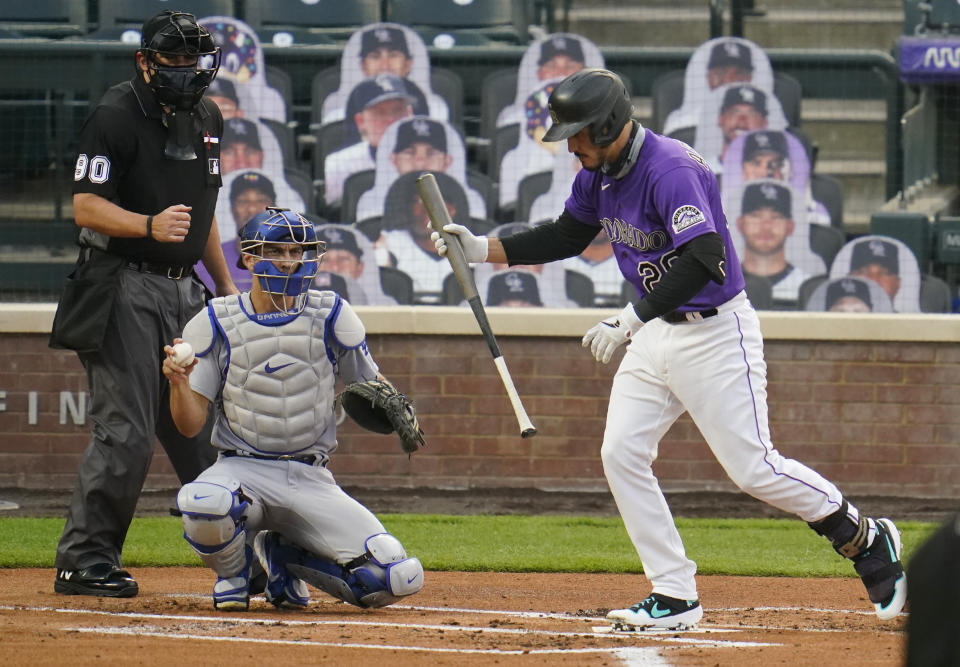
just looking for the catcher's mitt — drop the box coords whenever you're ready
[340,379,425,454]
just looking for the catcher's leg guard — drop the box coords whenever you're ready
[286,533,424,609]
[253,531,309,609]
[177,481,253,610]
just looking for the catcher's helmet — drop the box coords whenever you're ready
[542,68,633,146]
[239,208,325,314]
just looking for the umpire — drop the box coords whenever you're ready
[49,10,238,597]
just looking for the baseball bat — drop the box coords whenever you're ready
[415,172,537,439]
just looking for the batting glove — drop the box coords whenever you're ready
[582,303,644,364]
[430,223,489,263]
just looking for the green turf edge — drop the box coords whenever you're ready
[0,515,938,578]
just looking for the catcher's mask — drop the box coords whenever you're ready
[139,11,221,159]
[238,208,325,314]
[541,68,632,147]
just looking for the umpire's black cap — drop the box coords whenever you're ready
[140,10,213,55]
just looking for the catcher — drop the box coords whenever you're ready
[162,208,425,611]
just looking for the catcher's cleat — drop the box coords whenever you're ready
[213,545,253,611]
[253,531,310,609]
[853,518,907,620]
[606,593,703,631]
[54,563,138,598]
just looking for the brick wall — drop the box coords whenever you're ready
[1,330,958,498]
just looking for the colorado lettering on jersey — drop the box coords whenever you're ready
[671,205,706,234]
[600,217,669,252]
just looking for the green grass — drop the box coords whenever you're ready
[0,515,938,577]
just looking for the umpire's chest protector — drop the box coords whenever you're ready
[211,293,337,453]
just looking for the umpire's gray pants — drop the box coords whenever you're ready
[55,264,217,571]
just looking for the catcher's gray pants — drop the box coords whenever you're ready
[55,263,217,571]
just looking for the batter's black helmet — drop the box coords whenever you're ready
[542,68,633,146]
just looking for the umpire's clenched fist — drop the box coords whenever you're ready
[150,204,192,242]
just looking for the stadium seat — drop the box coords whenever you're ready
[478,68,520,170]
[264,65,294,123]
[385,0,525,44]
[355,217,382,243]
[466,170,497,220]
[925,0,960,32]
[311,119,346,181]
[442,270,467,305]
[515,172,552,223]
[744,273,775,310]
[650,70,685,134]
[242,0,380,43]
[920,274,952,312]
[870,211,933,273]
[95,0,234,35]
[342,170,376,223]
[488,124,520,182]
[564,270,595,308]
[796,274,828,310]
[809,224,846,270]
[810,173,845,229]
[934,216,960,299]
[283,167,320,216]
[378,265,414,305]
[414,28,497,49]
[0,2,87,38]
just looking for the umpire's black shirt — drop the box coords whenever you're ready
[72,75,223,265]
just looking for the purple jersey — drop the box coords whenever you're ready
[565,129,745,311]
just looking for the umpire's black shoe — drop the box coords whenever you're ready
[54,564,139,597]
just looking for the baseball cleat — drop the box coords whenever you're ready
[54,563,138,598]
[606,593,703,631]
[854,518,907,620]
[213,545,253,611]
[253,531,309,609]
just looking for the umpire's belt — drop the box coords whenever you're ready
[82,247,193,280]
[661,308,718,324]
[220,450,325,467]
[123,258,193,280]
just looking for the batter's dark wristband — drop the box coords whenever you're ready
[145,215,153,239]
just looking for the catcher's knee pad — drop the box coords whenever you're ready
[177,480,250,576]
[287,533,423,609]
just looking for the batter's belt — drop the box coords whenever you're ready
[661,308,718,324]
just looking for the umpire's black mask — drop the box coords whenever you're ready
[139,10,221,160]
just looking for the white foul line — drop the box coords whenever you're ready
[3,605,777,650]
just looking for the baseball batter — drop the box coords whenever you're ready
[163,208,423,611]
[434,68,906,629]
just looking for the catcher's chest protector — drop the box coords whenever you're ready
[212,292,337,453]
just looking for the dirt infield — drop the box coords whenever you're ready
[0,569,904,666]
